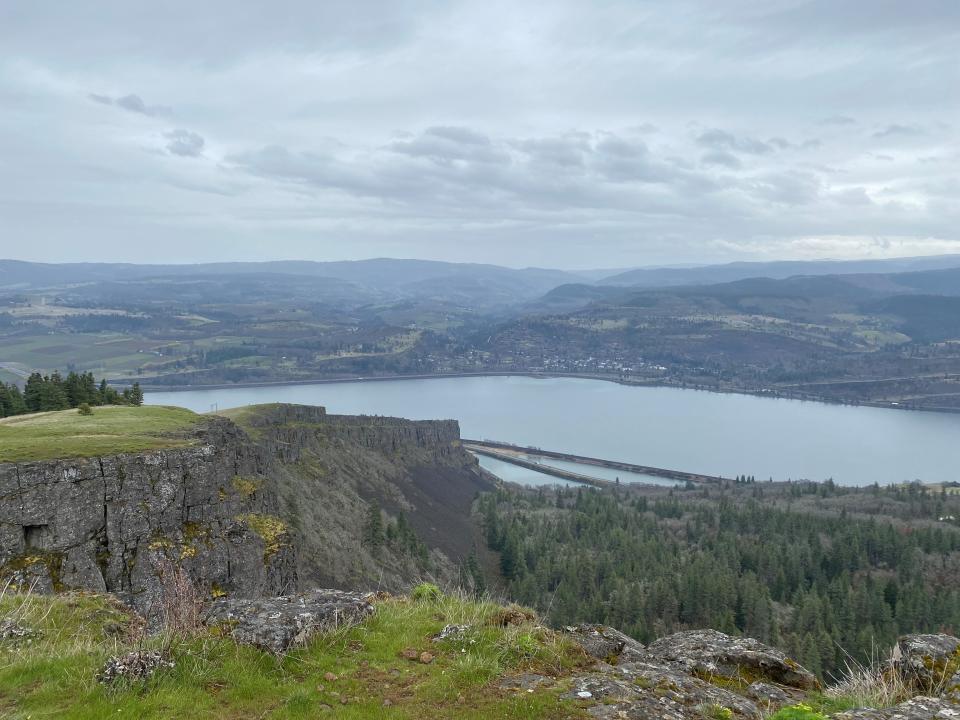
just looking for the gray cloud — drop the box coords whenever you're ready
[819,115,857,126]
[701,151,741,169]
[89,92,171,117]
[164,129,205,157]
[873,124,925,139]
[696,129,773,156]
[0,0,957,267]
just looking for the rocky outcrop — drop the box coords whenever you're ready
[646,628,820,691]
[0,416,295,614]
[205,589,374,654]
[561,626,815,718]
[894,634,960,699]
[835,697,960,720]
[555,627,960,719]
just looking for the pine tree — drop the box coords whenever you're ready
[364,504,384,550]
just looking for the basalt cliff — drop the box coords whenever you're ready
[0,404,492,614]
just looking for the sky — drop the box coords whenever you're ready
[0,1,957,270]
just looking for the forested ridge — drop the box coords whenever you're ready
[478,481,960,680]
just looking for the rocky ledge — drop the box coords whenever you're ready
[556,625,817,719]
[498,625,960,719]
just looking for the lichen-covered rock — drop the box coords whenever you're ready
[564,623,647,662]
[646,629,819,690]
[205,589,374,654]
[835,696,960,719]
[895,634,960,694]
[563,660,761,719]
[0,618,36,642]
[97,650,174,684]
[432,623,470,642]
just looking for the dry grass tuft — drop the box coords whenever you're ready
[826,646,912,710]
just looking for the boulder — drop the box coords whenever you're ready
[205,589,374,654]
[563,660,761,719]
[894,634,960,695]
[647,629,818,690]
[835,696,960,720]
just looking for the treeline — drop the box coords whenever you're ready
[0,371,143,417]
[478,486,960,680]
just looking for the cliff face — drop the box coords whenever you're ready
[236,404,493,590]
[0,416,296,614]
[0,404,493,610]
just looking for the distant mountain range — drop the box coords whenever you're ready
[3,254,960,311]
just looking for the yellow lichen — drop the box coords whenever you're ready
[237,513,289,560]
[232,476,262,498]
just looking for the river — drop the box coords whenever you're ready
[145,375,960,487]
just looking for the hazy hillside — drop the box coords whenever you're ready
[0,258,581,305]
[598,255,960,288]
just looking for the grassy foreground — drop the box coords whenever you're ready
[0,406,200,462]
[0,590,591,720]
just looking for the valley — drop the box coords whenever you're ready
[4,257,960,413]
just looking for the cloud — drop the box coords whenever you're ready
[164,129,205,157]
[701,151,741,169]
[388,126,508,165]
[88,92,171,117]
[819,115,856,126]
[873,124,925,139]
[696,129,773,156]
[1,1,957,267]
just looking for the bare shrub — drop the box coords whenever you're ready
[152,557,204,637]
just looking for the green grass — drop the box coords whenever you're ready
[0,406,201,462]
[768,704,829,720]
[0,590,590,720]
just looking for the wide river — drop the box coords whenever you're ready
[145,375,960,487]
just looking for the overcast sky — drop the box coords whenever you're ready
[1,1,957,269]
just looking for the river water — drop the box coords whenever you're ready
[145,375,960,486]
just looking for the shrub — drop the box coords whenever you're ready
[411,582,442,602]
[152,556,203,637]
[78,403,93,416]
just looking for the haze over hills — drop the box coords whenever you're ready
[4,253,960,306]
[597,255,960,288]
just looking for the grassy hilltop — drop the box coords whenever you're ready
[0,406,199,463]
